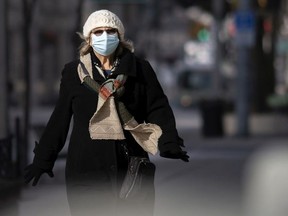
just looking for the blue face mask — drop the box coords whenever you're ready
[91,32,119,56]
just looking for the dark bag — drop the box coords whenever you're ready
[119,156,156,200]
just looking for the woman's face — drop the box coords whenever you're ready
[89,27,120,56]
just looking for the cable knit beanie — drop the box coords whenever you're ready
[83,9,125,40]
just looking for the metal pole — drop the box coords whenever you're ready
[235,0,254,136]
[0,0,8,139]
[236,46,251,136]
[22,0,32,168]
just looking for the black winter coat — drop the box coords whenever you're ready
[32,49,183,215]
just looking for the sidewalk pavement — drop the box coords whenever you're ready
[1,106,288,216]
[180,127,288,151]
[1,130,287,216]
[0,178,22,216]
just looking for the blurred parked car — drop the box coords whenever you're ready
[176,69,212,107]
[175,67,235,109]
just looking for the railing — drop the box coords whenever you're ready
[0,120,22,214]
[0,117,21,179]
[0,136,13,178]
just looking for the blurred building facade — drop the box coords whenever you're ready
[5,0,286,110]
[6,0,190,109]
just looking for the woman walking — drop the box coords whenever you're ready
[25,9,189,216]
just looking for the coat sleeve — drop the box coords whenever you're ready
[142,60,183,154]
[32,63,74,170]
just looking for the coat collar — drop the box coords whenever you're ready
[89,49,137,83]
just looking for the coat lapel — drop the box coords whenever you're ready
[85,49,137,84]
[112,50,137,77]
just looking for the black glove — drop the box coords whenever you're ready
[160,149,189,162]
[24,164,54,186]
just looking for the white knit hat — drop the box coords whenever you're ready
[83,9,125,40]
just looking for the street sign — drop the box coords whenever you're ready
[235,10,256,47]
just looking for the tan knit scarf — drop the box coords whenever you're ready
[77,53,162,155]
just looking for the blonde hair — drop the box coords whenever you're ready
[77,32,134,57]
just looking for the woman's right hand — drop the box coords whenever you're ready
[24,164,54,186]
